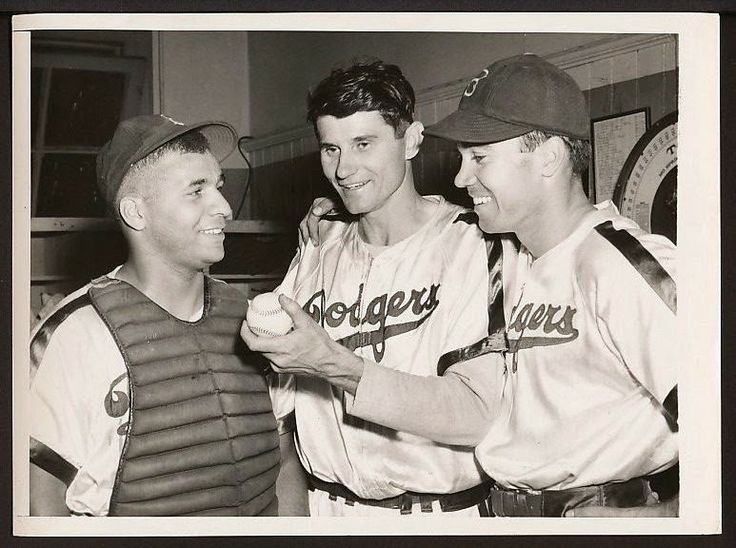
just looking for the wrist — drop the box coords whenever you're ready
[322,349,364,394]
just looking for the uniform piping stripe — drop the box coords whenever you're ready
[436,234,507,375]
[594,221,676,313]
[277,411,296,435]
[30,293,93,375]
[663,385,678,432]
[30,437,78,486]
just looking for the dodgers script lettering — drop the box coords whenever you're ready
[303,283,441,362]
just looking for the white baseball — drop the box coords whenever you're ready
[246,292,294,337]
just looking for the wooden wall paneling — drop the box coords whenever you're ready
[588,83,613,120]
[638,71,667,123]
[637,43,666,77]
[662,69,678,119]
[611,50,638,86]
[611,78,639,116]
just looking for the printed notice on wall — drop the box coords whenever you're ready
[592,110,648,203]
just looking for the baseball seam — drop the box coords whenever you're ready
[251,325,290,337]
[252,307,284,316]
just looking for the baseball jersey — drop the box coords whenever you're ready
[272,196,491,499]
[474,201,678,490]
[29,268,201,516]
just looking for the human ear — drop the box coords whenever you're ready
[404,121,425,160]
[540,136,567,178]
[119,196,146,231]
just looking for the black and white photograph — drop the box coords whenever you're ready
[10,11,721,537]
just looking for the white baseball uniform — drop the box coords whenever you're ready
[272,195,492,515]
[348,202,677,492]
[30,267,132,516]
[477,201,677,490]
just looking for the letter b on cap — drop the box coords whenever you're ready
[464,69,489,97]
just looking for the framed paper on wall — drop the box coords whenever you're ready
[590,107,650,204]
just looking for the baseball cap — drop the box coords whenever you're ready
[96,114,238,208]
[424,53,589,144]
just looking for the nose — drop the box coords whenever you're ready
[211,187,233,220]
[454,157,474,189]
[334,150,357,181]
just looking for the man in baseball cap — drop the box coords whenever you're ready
[253,54,678,517]
[29,114,299,516]
[423,53,678,516]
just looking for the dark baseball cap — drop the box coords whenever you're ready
[96,114,237,208]
[424,53,589,144]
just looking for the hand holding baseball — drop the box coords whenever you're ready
[246,292,294,337]
[240,294,364,394]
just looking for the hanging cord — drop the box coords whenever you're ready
[234,136,254,220]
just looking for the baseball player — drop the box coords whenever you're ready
[244,61,498,516]
[29,114,301,516]
[253,54,678,517]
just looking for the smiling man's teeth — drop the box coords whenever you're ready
[473,196,494,205]
[201,228,223,235]
[343,181,368,190]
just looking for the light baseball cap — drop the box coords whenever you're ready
[424,53,589,144]
[96,114,237,208]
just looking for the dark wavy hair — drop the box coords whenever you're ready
[307,60,415,137]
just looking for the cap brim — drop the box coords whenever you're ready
[195,122,238,162]
[131,120,238,166]
[424,110,532,144]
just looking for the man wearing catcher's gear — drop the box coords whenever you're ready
[244,54,678,517]
[29,115,301,516]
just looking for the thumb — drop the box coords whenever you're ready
[278,294,313,327]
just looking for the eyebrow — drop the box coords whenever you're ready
[188,173,224,188]
[319,134,378,147]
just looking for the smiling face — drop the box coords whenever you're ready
[316,111,412,217]
[137,149,232,271]
[454,137,543,234]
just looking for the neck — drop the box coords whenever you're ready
[518,181,595,259]
[358,168,437,246]
[116,249,205,321]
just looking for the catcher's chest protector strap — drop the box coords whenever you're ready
[88,277,280,516]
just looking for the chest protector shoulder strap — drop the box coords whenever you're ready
[88,276,280,516]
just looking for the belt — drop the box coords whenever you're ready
[486,477,648,517]
[307,473,491,515]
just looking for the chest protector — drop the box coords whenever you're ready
[88,276,280,516]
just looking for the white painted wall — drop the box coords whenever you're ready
[247,32,625,135]
[156,31,251,169]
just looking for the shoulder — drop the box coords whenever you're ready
[575,214,676,312]
[30,285,112,378]
[31,283,97,342]
[434,199,486,247]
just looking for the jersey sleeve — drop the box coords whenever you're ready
[268,372,296,435]
[582,225,678,424]
[29,315,94,479]
[348,353,501,445]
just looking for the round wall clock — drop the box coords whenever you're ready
[612,111,677,243]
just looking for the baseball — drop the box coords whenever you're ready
[246,292,294,337]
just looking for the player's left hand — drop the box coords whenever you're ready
[240,295,364,394]
[566,493,678,517]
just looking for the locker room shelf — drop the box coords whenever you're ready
[31,217,289,234]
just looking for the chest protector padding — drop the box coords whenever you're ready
[88,276,280,516]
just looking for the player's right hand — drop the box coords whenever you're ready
[298,197,338,247]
